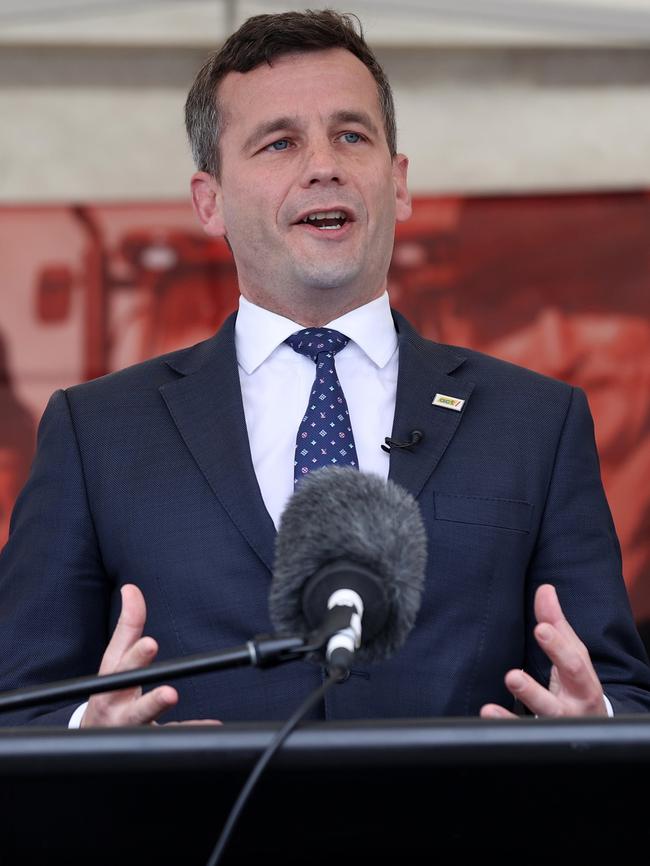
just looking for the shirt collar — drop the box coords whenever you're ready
[235,292,397,374]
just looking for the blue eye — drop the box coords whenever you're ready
[342,132,362,144]
[268,139,290,151]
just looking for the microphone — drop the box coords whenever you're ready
[381,430,423,453]
[268,467,427,671]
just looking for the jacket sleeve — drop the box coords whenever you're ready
[0,389,112,726]
[524,386,650,712]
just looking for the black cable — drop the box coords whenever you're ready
[205,667,345,866]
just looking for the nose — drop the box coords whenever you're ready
[299,139,347,188]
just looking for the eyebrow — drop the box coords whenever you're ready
[331,110,380,138]
[242,116,299,153]
[242,110,381,153]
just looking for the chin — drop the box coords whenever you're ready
[292,262,365,293]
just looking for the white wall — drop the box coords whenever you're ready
[1,1,650,200]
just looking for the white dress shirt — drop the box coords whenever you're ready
[235,291,399,529]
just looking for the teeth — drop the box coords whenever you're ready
[302,210,346,223]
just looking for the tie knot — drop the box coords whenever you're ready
[285,328,351,362]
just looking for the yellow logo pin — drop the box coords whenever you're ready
[432,393,465,412]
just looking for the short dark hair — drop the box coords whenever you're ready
[185,9,397,178]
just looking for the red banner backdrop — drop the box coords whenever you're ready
[1,192,649,631]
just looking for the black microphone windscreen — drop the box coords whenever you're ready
[269,467,427,663]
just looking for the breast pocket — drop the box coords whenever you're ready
[433,492,533,534]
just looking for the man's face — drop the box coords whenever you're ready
[192,48,411,321]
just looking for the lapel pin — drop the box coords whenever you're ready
[432,393,465,412]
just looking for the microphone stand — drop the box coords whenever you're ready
[0,606,356,714]
[0,635,312,714]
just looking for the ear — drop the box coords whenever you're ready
[392,154,412,223]
[190,171,226,238]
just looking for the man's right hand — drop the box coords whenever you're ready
[81,584,219,727]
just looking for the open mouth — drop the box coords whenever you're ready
[299,210,349,231]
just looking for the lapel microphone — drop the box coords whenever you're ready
[381,430,423,453]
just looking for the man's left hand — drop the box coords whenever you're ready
[480,583,608,719]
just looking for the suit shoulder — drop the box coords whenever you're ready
[64,333,222,403]
[429,342,591,449]
[409,334,582,428]
[448,343,574,396]
[393,310,575,401]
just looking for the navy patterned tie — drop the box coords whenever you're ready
[285,328,358,485]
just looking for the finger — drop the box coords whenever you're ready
[85,685,179,727]
[121,685,179,726]
[99,584,148,674]
[90,637,158,714]
[534,621,600,702]
[85,636,160,725]
[534,584,576,641]
[96,635,159,707]
[503,668,563,717]
[114,634,159,674]
[479,703,518,720]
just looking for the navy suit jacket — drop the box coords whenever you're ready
[1,310,649,725]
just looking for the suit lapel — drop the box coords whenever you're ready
[158,314,276,572]
[155,309,472,568]
[388,311,475,499]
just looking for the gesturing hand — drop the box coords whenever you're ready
[81,584,220,727]
[480,583,608,719]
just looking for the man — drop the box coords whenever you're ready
[1,10,649,727]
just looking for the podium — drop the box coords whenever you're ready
[2,716,650,864]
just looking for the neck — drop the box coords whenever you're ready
[240,285,386,326]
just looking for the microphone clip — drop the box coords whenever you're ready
[381,430,423,454]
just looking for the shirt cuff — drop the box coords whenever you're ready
[603,693,614,717]
[68,702,88,729]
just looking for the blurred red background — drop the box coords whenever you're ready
[1,191,648,628]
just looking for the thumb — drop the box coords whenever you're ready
[98,584,147,674]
